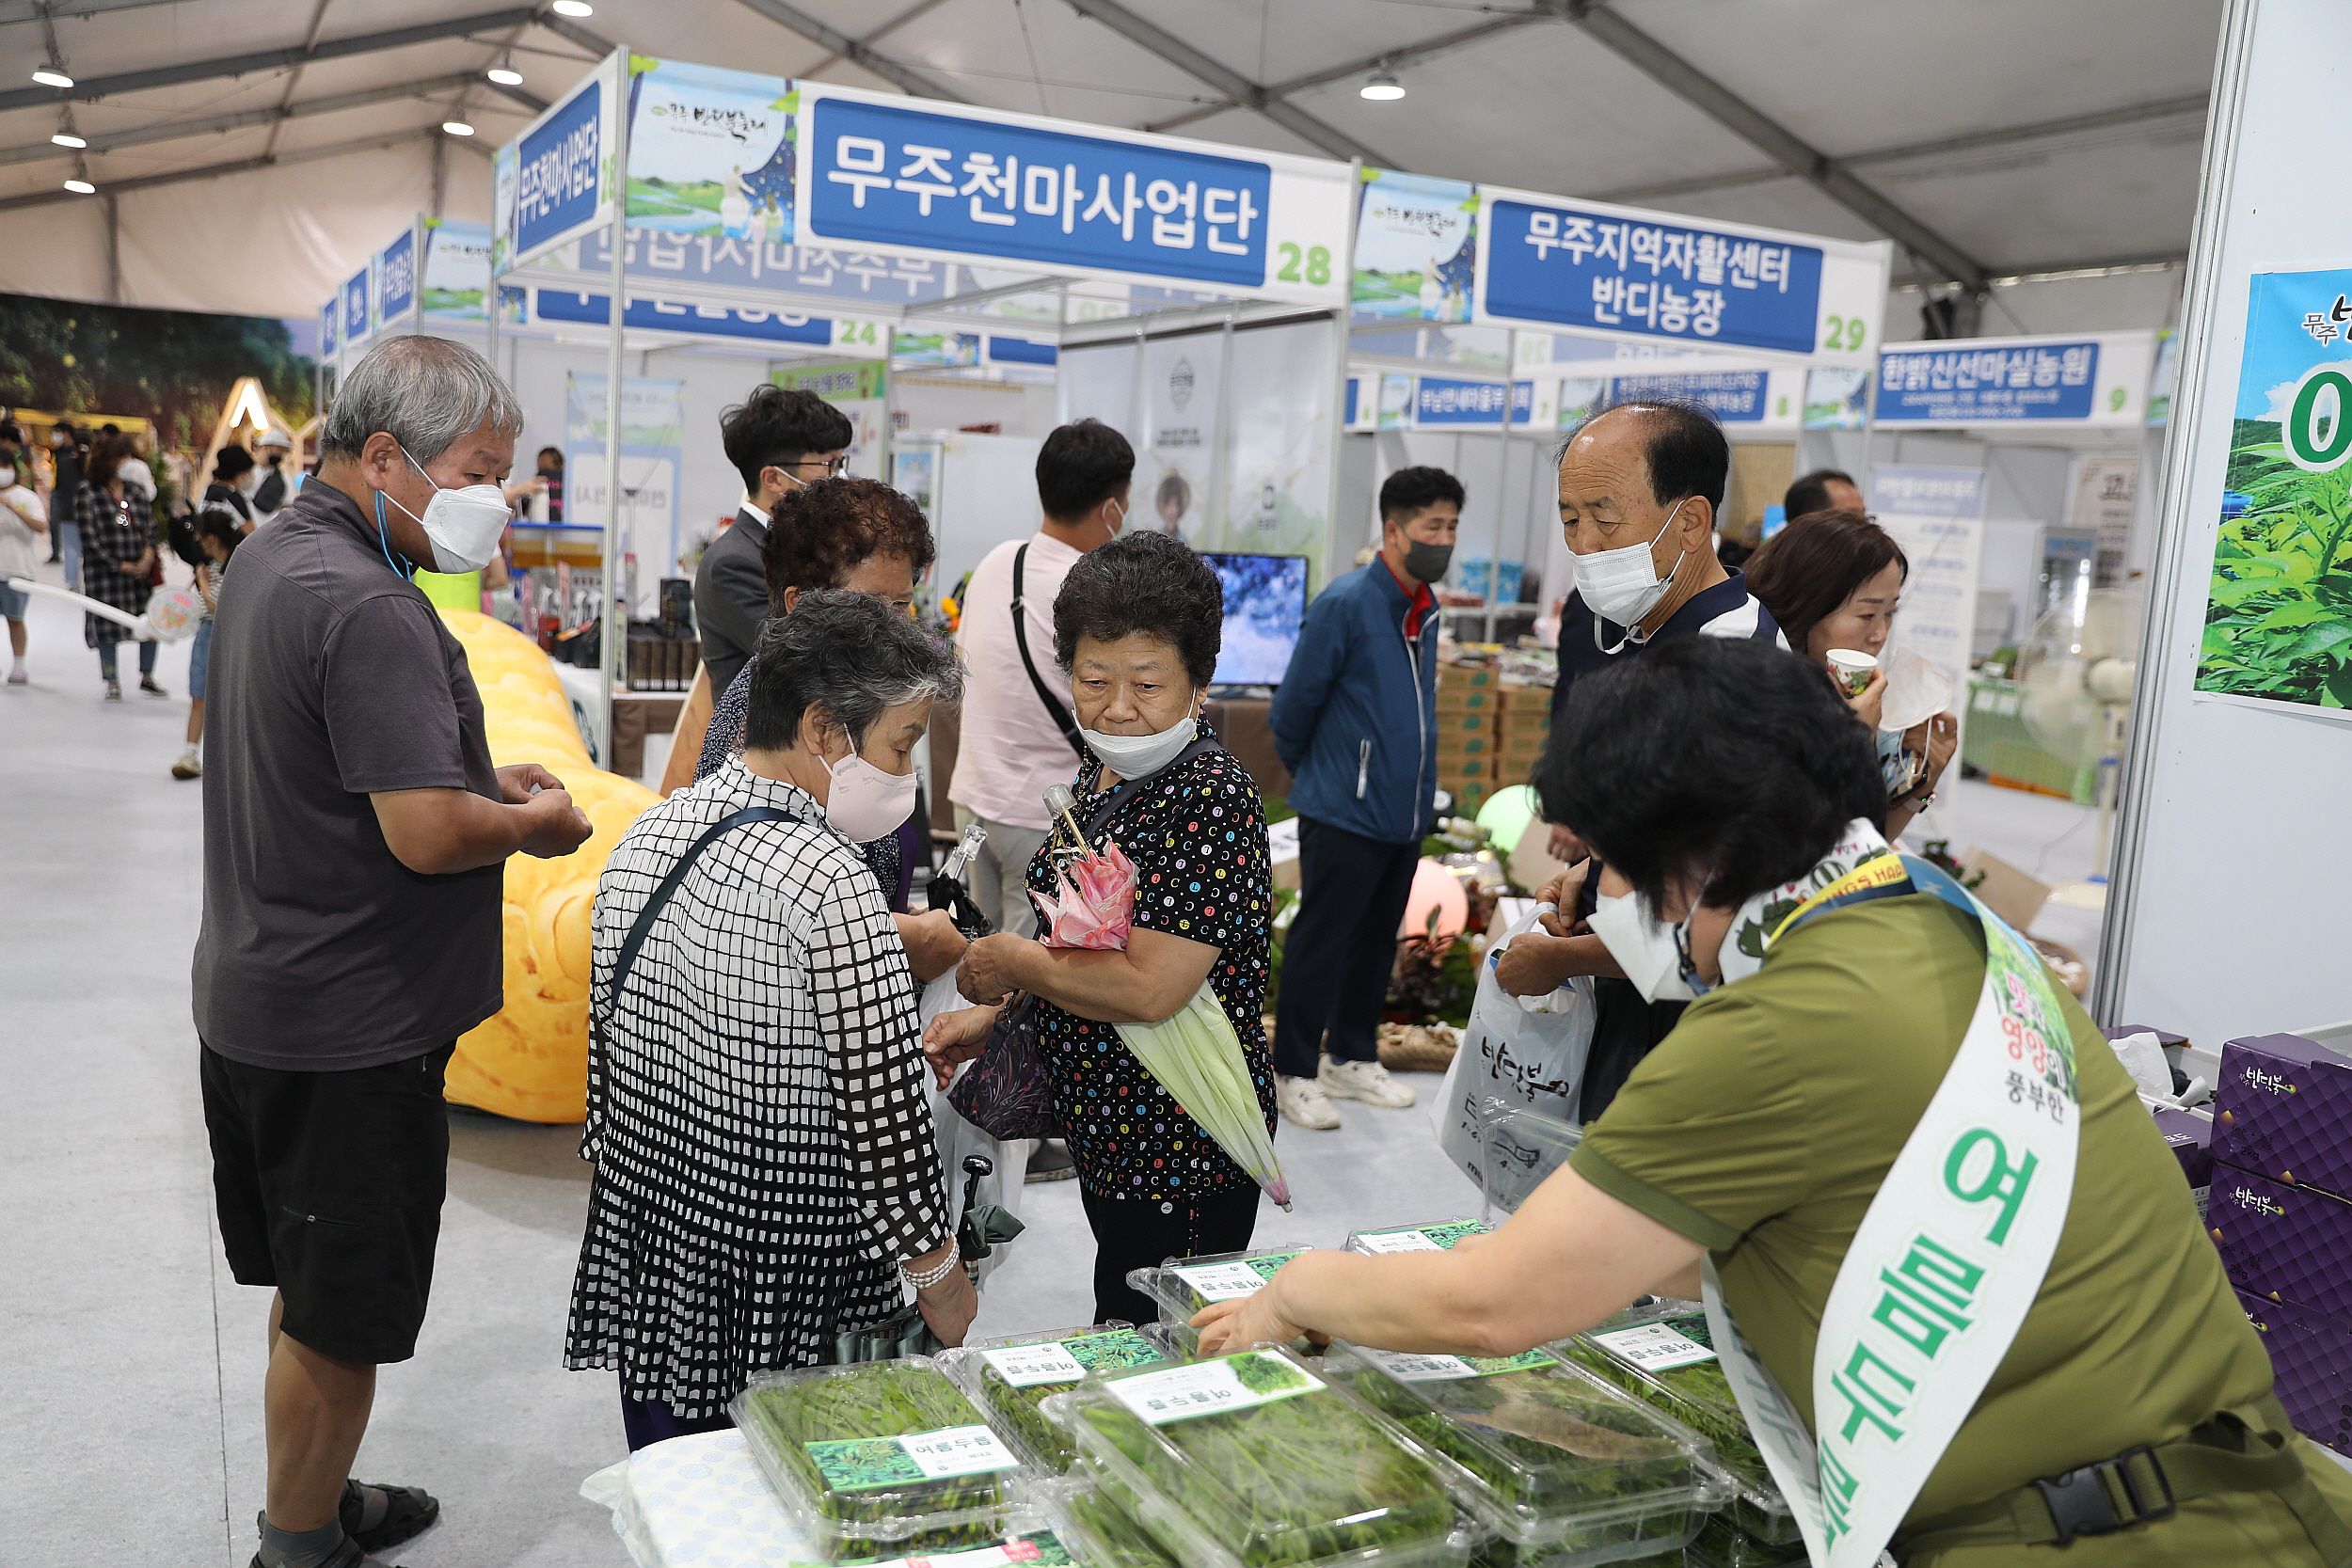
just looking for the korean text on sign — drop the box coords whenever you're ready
[1876,343,2101,421]
[807,97,1272,290]
[1483,198,1824,355]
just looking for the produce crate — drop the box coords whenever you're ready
[1551,1305,1799,1546]
[1435,710,1502,741]
[730,1355,1030,1561]
[1498,684,1553,717]
[943,1324,1181,1474]
[1434,687,1503,716]
[1044,1346,1466,1568]
[1446,777,1502,815]
[1324,1339,1722,1567]
[1961,678,2099,804]
[1440,661,1502,693]
[1345,1218,1491,1254]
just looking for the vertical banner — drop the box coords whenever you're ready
[1351,170,1477,323]
[497,49,626,273]
[377,223,419,327]
[2193,268,2352,720]
[1872,466,1985,748]
[771,359,889,480]
[1138,333,1219,544]
[564,372,685,617]
[342,266,372,354]
[2068,455,2139,589]
[1222,318,1334,581]
[1804,364,1873,429]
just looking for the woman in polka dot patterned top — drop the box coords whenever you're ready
[927,532,1277,1324]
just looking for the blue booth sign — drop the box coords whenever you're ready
[342,268,371,344]
[497,52,622,271]
[583,227,962,306]
[377,226,418,324]
[1413,376,1534,427]
[1608,369,1771,422]
[320,296,337,359]
[532,287,886,354]
[1877,341,2100,423]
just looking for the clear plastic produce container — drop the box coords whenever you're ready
[1684,1506,1810,1567]
[1032,1473,1182,1568]
[1042,1344,1466,1568]
[1551,1303,1798,1546]
[941,1323,1181,1473]
[730,1355,1030,1560]
[1127,1243,1313,1356]
[1324,1338,1719,1568]
[1474,1105,1585,1222]
[1345,1218,1492,1254]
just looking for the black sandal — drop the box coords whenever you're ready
[341,1481,439,1552]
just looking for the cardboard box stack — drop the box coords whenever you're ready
[1433,661,1551,816]
[2204,1030,2352,1455]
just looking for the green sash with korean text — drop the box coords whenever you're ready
[1701,853,2078,1568]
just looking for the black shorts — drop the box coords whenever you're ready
[200,1040,455,1365]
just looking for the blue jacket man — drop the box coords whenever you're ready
[1267,466,1460,1131]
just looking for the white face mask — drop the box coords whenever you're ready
[1081,691,1197,779]
[0,468,14,488]
[384,445,511,573]
[1577,497,1690,634]
[1586,889,1697,1005]
[823,746,918,843]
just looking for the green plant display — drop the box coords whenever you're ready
[2197,416,2352,708]
[736,1361,1015,1560]
[975,1330,1174,1472]
[1073,1363,1454,1568]
[1062,1481,1181,1568]
[1551,1336,1759,1482]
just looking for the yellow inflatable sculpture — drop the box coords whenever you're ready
[437,610,662,1122]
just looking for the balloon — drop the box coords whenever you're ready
[1474,784,1539,857]
[1398,857,1470,942]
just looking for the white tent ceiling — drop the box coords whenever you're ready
[0,0,2222,321]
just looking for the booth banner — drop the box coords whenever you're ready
[496,50,627,273]
[772,359,889,481]
[532,287,888,356]
[341,266,371,351]
[1475,184,1891,361]
[1871,466,1984,749]
[377,224,418,326]
[421,219,495,321]
[2193,268,2352,721]
[319,295,337,362]
[895,330,979,368]
[1223,319,1334,577]
[626,57,793,240]
[1352,170,1477,323]
[1875,330,2156,428]
[565,372,684,614]
[793,81,1353,308]
[1411,376,1533,428]
[584,225,963,306]
[1804,364,1873,429]
[2068,455,2138,589]
[1378,371,1413,429]
[1140,334,1220,545]
[985,333,1056,369]
[1057,340,1138,431]
[1608,367,1803,431]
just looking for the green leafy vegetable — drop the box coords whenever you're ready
[1060,1481,1181,1568]
[736,1360,1015,1560]
[974,1330,1174,1472]
[1690,1509,1810,1566]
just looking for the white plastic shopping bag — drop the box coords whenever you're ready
[919,969,1026,1287]
[1435,902,1597,1197]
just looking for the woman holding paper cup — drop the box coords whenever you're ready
[1196,635,2352,1566]
[1747,508,1959,835]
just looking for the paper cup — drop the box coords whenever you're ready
[1826,648,1878,695]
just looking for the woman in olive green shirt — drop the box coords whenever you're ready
[1199,637,2352,1566]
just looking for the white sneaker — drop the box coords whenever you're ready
[1319,1056,1418,1109]
[171,749,201,781]
[1277,1073,1341,1131]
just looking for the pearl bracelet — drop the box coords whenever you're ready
[901,1247,961,1291]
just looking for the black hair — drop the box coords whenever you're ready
[762,476,936,611]
[1563,398,1730,513]
[1534,637,1883,915]
[1745,510,1909,661]
[741,588,962,753]
[1379,465,1465,525]
[213,445,256,481]
[1786,468,1858,519]
[720,384,855,494]
[537,447,564,468]
[196,506,245,559]
[1051,530,1222,689]
[1036,418,1135,523]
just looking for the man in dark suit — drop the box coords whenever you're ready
[692,386,852,700]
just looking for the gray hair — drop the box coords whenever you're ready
[319,334,524,465]
[742,588,964,752]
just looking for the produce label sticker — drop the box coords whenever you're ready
[981,1328,1161,1387]
[803,1424,1018,1491]
[1109,1351,1316,1424]
[820,1528,1074,1568]
[1170,1252,1299,1302]
[1589,1316,1718,1372]
[1354,1346,1552,1383]
[1355,1221,1486,1253]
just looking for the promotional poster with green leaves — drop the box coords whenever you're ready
[2200,269,2352,716]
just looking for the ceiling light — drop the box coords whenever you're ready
[63,178,94,194]
[51,133,86,149]
[486,65,524,86]
[550,0,593,14]
[442,120,475,136]
[1360,71,1404,102]
[32,68,73,88]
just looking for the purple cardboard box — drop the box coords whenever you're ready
[2153,1107,2214,1217]
[2211,1033,2352,1199]
[2235,1287,2352,1456]
[2211,1165,2352,1321]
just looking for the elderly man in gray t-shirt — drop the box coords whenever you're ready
[194,335,593,1568]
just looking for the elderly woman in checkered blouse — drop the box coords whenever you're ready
[566,590,976,1451]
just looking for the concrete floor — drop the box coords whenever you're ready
[0,557,2106,1564]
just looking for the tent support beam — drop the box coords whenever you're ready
[727,0,971,102]
[0,73,515,168]
[1142,15,1540,136]
[1059,0,1393,166]
[1539,0,1988,293]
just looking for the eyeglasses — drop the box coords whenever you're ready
[792,455,850,476]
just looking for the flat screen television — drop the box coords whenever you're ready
[1200,551,1311,686]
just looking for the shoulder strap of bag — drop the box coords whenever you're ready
[1011,543,1086,758]
[1075,733,1226,842]
[604,805,796,1009]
